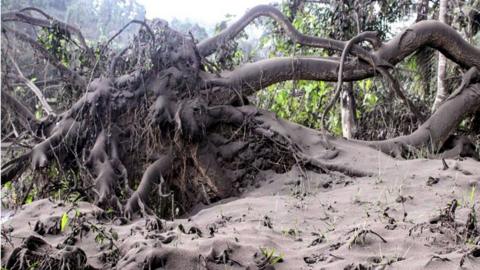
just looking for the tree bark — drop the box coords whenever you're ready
[207,21,480,100]
[341,82,356,139]
[432,0,449,111]
[363,83,480,156]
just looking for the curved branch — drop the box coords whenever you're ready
[375,20,480,69]
[2,26,86,87]
[197,5,383,66]
[19,7,52,20]
[2,8,89,50]
[321,31,380,134]
[360,83,480,156]
[7,53,55,115]
[0,90,37,130]
[198,5,344,55]
[207,20,480,99]
[206,56,373,97]
[104,20,154,49]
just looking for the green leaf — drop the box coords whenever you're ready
[35,110,42,120]
[270,254,284,264]
[3,182,12,190]
[25,195,33,204]
[469,186,476,206]
[60,213,69,232]
[363,92,378,108]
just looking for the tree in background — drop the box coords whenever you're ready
[1,0,146,45]
[254,0,479,141]
[170,18,209,41]
[433,0,449,111]
[254,0,415,139]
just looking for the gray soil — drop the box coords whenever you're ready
[2,140,479,269]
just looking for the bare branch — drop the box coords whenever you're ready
[206,20,480,101]
[2,26,86,87]
[19,7,52,20]
[321,31,380,136]
[7,53,55,115]
[2,8,89,50]
[1,90,37,130]
[359,83,480,156]
[104,19,154,49]
[197,5,385,67]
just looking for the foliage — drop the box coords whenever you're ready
[250,0,416,136]
[37,26,72,66]
[249,0,479,140]
[60,212,69,231]
[259,247,284,265]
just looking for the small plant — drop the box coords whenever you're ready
[459,186,477,208]
[469,186,476,207]
[88,222,119,250]
[465,186,478,244]
[60,212,69,232]
[27,261,40,270]
[259,247,284,265]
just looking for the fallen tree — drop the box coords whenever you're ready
[1,5,479,222]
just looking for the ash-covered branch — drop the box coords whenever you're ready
[2,8,89,50]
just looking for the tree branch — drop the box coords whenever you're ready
[2,26,86,87]
[321,31,380,135]
[206,20,480,100]
[104,19,154,49]
[2,8,89,50]
[197,4,385,67]
[0,90,37,130]
[359,83,480,156]
[7,53,55,115]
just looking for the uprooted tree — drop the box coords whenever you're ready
[1,5,480,220]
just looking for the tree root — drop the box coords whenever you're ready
[31,118,83,169]
[87,128,126,210]
[124,154,174,219]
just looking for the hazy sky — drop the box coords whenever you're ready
[137,0,279,26]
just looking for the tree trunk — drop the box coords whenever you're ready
[341,82,356,139]
[432,0,449,111]
[365,83,480,157]
[415,0,432,98]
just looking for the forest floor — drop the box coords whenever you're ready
[2,140,480,269]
